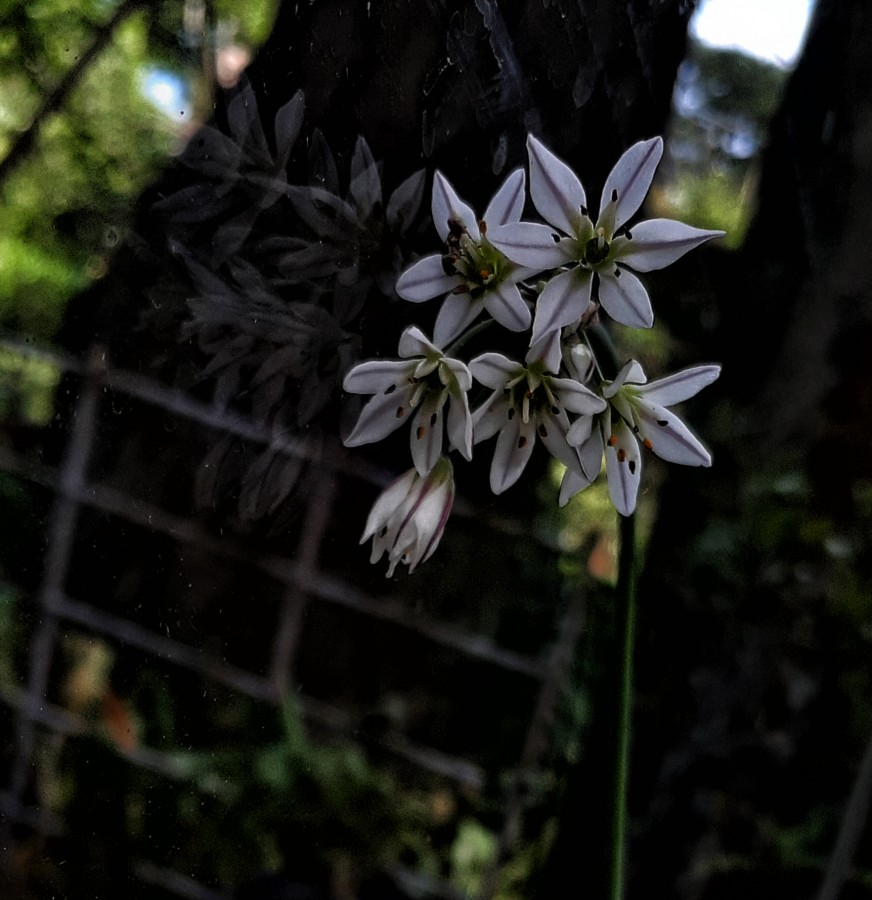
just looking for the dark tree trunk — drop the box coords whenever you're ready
[632,1,872,897]
[38,0,715,896]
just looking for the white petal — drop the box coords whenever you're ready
[559,467,594,507]
[484,168,526,227]
[434,293,482,346]
[564,418,604,482]
[526,329,562,373]
[564,343,595,384]
[441,357,472,392]
[604,416,641,517]
[398,325,441,359]
[472,392,511,443]
[638,365,721,406]
[598,268,654,328]
[396,255,459,302]
[361,469,418,542]
[410,394,445,475]
[531,268,592,344]
[469,352,521,389]
[527,135,586,235]
[484,281,531,332]
[344,386,415,446]
[343,360,411,394]
[566,414,592,447]
[600,137,663,230]
[446,390,473,460]
[407,477,453,570]
[505,262,551,285]
[487,222,573,270]
[618,219,725,272]
[537,409,584,473]
[634,402,712,467]
[550,378,608,415]
[432,171,480,242]
[490,416,535,494]
[578,424,604,482]
[603,360,647,399]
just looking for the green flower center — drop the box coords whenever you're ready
[502,364,562,440]
[584,232,611,266]
[443,220,509,297]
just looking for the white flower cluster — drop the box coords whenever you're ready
[344,135,723,575]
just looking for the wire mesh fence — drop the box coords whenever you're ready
[0,335,586,899]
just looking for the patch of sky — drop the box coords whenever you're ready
[140,67,191,120]
[691,0,815,68]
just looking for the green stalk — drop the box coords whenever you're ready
[609,509,637,900]
[444,316,495,356]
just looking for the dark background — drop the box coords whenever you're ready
[2,1,872,898]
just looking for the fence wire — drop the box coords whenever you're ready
[0,336,586,899]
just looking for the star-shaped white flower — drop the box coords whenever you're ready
[470,334,606,495]
[489,135,725,343]
[395,169,535,345]
[561,360,720,515]
[342,326,473,475]
[361,457,455,577]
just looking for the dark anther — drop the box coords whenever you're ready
[451,284,471,295]
[584,236,609,265]
[538,424,548,437]
[416,426,425,439]
[518,435,528,448]
[657,419,668,426]
[441,255,457,276]
[384,384,397,395]
[479,219,487,235]
[629,460,636,474]
[611,189,618,202]
[430,412,438,426]
[396,407,405,418]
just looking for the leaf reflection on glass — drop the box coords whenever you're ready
[149,82,427,525]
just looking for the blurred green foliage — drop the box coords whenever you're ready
[1,8,172,339]
[0,0,276,346]
[0,347,60,424]
[655,42,789,245]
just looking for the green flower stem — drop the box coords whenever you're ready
[610,509,638,900]
[444,316,495,356]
